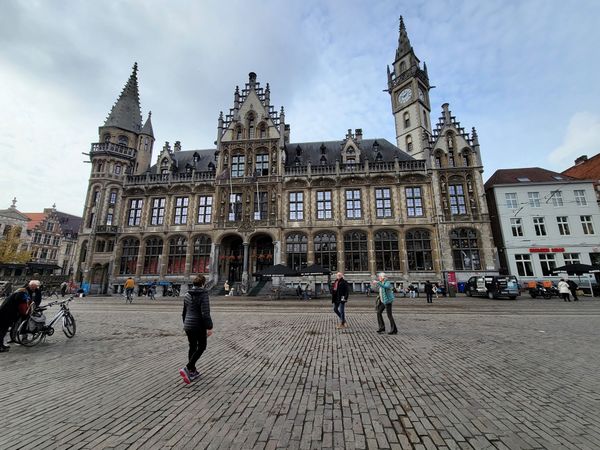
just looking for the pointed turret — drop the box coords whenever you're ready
[141,111,154,137]
[396,16,413,60]
[104,63,143,133]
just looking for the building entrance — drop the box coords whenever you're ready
[219,235,244,282]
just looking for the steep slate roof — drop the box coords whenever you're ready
[485,167,578,189]
[104,63,143,133]
[141,112,154,137]
[285,138,414,165]
[152,149,217,173]
[0,207,30,222]
[562,153,600,180]
[23,211,82,237]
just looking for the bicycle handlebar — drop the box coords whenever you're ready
[42,296,75,308]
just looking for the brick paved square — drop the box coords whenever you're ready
[1,296,599,449]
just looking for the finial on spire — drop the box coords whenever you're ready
[396,15,413,60]
[52,203,57,210]
[399,16,405,32]
[11,197,16,208]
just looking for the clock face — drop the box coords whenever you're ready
[418,88,425,102]
[398,88,412,104]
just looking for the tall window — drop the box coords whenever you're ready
[143,238,163,274]
[533,217,546,236]
[91,190,99,206]
[557,216,570,235]
[451,228,481,270]
[505,193,518,209]
[375,188,392,218]
[510,218,523,237]
[33,233,41,244]
[259,124,267,139]
[228,193,242,221]
[462,152,470,167]
[316,191,332,219]
[235,126,242,140]
[289,192,304,220]
[197,196,213,223]
[150,198,166,225]
[118,135,129,146]
[406,187,423,217]
[231,155,245,177]
[448,151,455,167]
[109,190,118,205]
[254,192,268,220]
[106,213,113,226]
[167,237,187,274]
[314,232,337,271]
[406,135,413,152]
[551,191,563,207]
[406,229,433,271]
[345,189,362,219]
[127,199,143,226]
[344,231,368,272]
[119,238,139,275]
[563,253,581,265]
[581,215,595,234]
[539,253,556,277]
[435,155,442,168]
[174,197,189,225]
[191,235,211,273]
[449,184,466,215]
[515,254,533,277]
[528,192,541,208]
[286,233,307,271]
[256,153,269,176]
[247,114,255,139]
[403,112,410,128]
[43,234,52,245]
[574,190,587,206]
[114,164,122,175]
[374,230,400,271]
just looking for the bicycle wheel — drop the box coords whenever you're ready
[17,319,44,347]
[62,313,76,338]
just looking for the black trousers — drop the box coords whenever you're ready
[377,302,397,332]
[426,292,433,303]
[185,328,207,372]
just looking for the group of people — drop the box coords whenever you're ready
[0,279,42,352]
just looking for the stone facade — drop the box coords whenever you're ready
[75,18,497,294]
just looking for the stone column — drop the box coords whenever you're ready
[210,243,220,285]
[273,240,281,287]
[159,238,169,278]
[367,228,377,276]
[242,242,249,291]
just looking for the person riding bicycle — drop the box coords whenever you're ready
[124,277,135,300]
[0,280,39,352]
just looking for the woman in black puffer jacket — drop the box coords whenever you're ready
[179,275,213,384]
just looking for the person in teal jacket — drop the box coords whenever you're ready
[372,272,397,335]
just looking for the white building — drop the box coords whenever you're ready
[485,168,600,283]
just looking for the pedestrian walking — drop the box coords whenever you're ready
[148,280,157,300]
[373,273,397,335]
[331,272,349,329]
[224,280,230,296]
[424,280,434,303]
[558,278,571,302]
[567,279,579,301]
[179,275,213,384]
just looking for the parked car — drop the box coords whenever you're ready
[466,275,520,300]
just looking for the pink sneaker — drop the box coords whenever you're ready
[179,367,191,384]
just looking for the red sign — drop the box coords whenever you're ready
[447,271,457,286]
[529,248,565,253]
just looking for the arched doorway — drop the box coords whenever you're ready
[250,234,274,278]
[220,235,244,282]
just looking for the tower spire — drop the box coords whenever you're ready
[396,16,413,60]
[104,62,143,133]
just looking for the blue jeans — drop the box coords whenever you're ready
[333,302,346,323]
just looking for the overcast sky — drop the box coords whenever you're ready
[1,0,600,216]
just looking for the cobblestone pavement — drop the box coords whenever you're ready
[2,295,600,449]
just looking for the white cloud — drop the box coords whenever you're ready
[548,112,600,167]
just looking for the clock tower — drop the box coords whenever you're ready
[387,16,431,159]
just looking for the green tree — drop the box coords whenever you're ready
[0,226,31,264]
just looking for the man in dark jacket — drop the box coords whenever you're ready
[567,279,579,301]
[179,275,213,384]
[1,280,39,352]
[424,280,434,303]
[331,272,349,329]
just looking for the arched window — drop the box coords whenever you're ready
[374,230,400,271]
[256,153,269,176]
[406,135,413,153]
[192,235,211,273]
[344,231,368,272]
[258,123,267,139]
[167,236,187,274]
[286,233,307,271]
[80,241,88,263]
[247,113,255,139]
[97,161,104,172]
[314,232,337,272]
[143,237,163,274]
[119,238,139,275]
[403,112,410,128]
[118,135,129,147]
[103,133,111,143]
[114,164,122,175]
[160,158,170,174]
[462,151,470,167]
[450,228,481,270]
[235,125,243,140]
[448,151,455,167]
[406,229,433,271]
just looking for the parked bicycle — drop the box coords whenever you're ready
[17,296,76,347]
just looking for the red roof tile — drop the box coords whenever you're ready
[562,153,600,180]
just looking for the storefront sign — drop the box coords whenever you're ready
[529,248,565,253]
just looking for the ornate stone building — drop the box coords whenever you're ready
[75,18,497,294]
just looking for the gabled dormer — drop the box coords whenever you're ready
[341,129,363,165]
[155,141,175,174]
